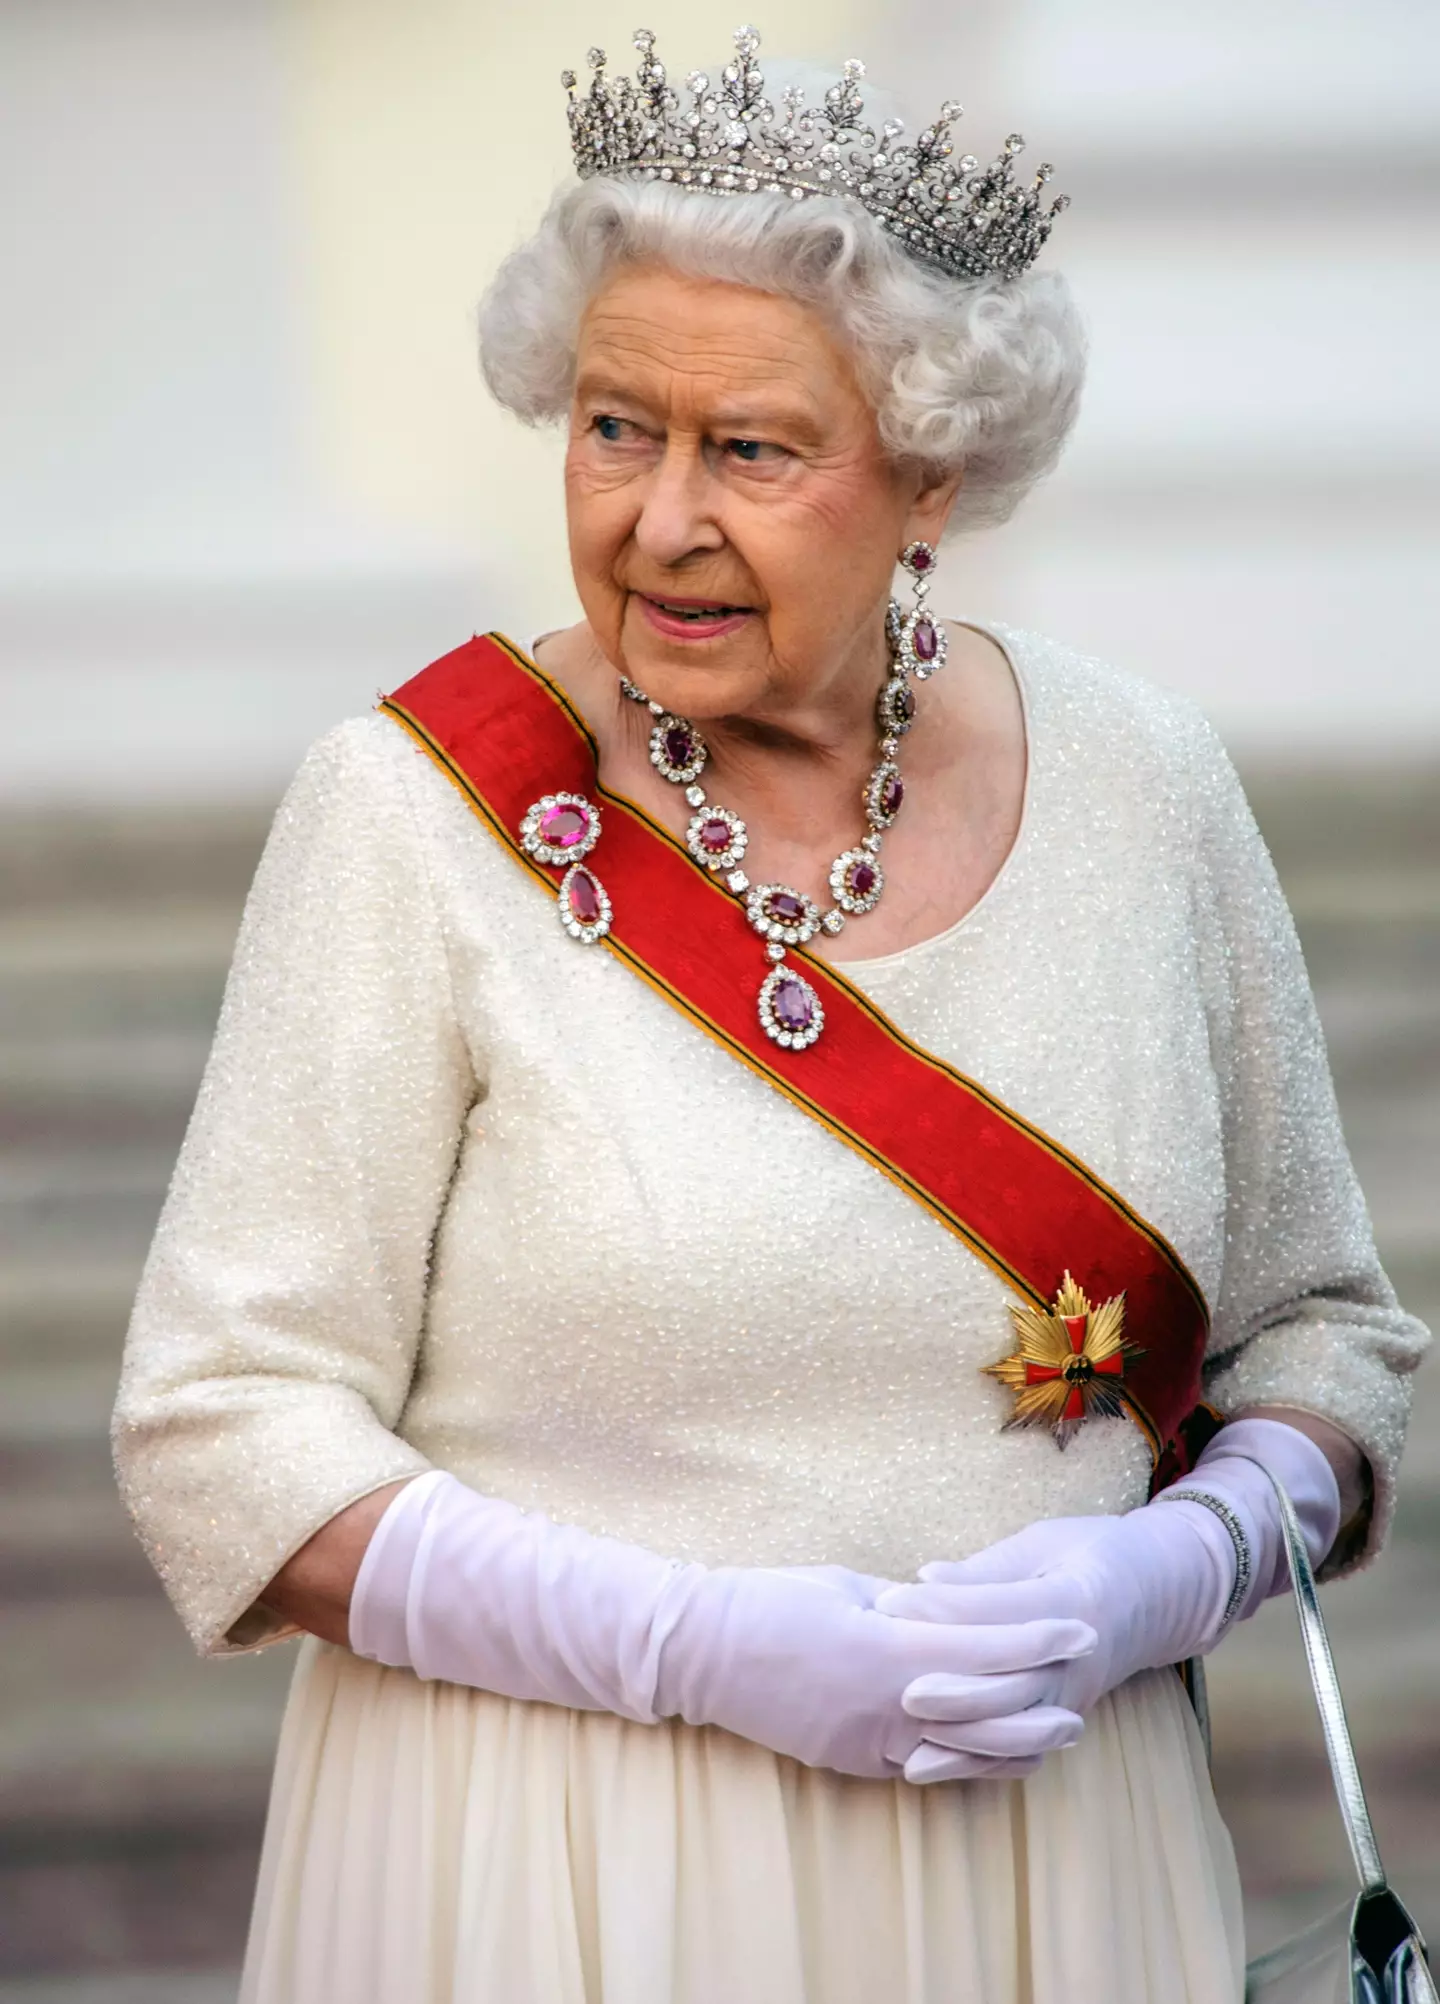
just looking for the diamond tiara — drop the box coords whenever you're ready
[562,24,1070,284]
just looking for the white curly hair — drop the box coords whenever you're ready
[478,173,1086,537]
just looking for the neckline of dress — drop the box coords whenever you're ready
[521,617,1035,976]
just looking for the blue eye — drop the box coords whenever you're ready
[728,438,765,462]
[594,415,626,442]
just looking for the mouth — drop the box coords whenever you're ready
[635,593,754,640]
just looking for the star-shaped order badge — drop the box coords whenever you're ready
[984,1272,1145,1448]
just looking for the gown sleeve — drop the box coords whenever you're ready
[1184,710,1430,1573]
[112,717,479,1654]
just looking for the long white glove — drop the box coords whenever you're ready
[348,1470,1094,1781]
[875,1417,1343,1781]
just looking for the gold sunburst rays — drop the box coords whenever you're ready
[984,1271,1144,1448]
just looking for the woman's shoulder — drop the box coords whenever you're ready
[278,708,461,827]
[253,713,451,897]
[978,620,1271,889]
[275,702,532,905]
[984,619,1238,796]
[289,711,413,789]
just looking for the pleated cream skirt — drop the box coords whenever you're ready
[239,1639,1245,2004]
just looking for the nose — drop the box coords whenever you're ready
[631,437,725,568]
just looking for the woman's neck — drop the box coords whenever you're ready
[530,614,1026,963]
[577,623,895,847]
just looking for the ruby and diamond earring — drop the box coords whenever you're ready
[892,541,947,679]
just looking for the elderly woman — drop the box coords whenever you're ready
[114,27,1427,2004]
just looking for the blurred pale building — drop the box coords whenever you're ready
[2,0,1438,802]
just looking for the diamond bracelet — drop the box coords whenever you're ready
[1160,1488,1254,1634]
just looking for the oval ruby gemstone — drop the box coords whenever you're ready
[773,977,814,1031]
[663,725,693,768]
[850,861,877,898]
[568,868,601,924]
[766,891,806,923]
[881,773,904,818]
[910,545,933,570]
[914,617,938,662]
[896,685,916,721]
[541,804,587,847]
[700,817,732,852]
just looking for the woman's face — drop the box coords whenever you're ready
[565,264,955,723]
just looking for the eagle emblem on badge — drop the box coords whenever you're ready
[984,1272,1144,1447]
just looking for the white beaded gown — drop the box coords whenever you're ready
[112,622,1427,2004]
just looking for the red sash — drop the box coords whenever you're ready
[381,633,1219,1489]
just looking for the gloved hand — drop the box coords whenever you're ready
[348,1471,1093,1781]
[657,1558,1090,1778]
[876,1417,1342,1783]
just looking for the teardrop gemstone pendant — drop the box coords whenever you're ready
[558,862,612,945]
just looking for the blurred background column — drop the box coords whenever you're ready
[1,0,865,805]
[897,0,1440,753]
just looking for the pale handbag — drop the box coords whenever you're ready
[1238,1469,1437,2003]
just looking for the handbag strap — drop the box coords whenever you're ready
[1257,1463,1387,1896]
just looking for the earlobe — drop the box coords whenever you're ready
[903,466,964,549]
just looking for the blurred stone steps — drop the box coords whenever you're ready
[0,1272,144,1369]
[0,811,288,1989]
[0,1978,240,2004]
[1212,770,1440,1949]
[0,769,1436,1984]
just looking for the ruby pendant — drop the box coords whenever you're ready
[558,862,612,944]
[757,965,824,1049]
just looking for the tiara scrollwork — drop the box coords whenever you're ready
[561,24,1069,283]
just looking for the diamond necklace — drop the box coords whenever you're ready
[617,611,923,1052]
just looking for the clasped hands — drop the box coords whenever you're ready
[672,1415,1339,1786]
[349,1420,1340,1790]
[732,1505,1222,1788]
